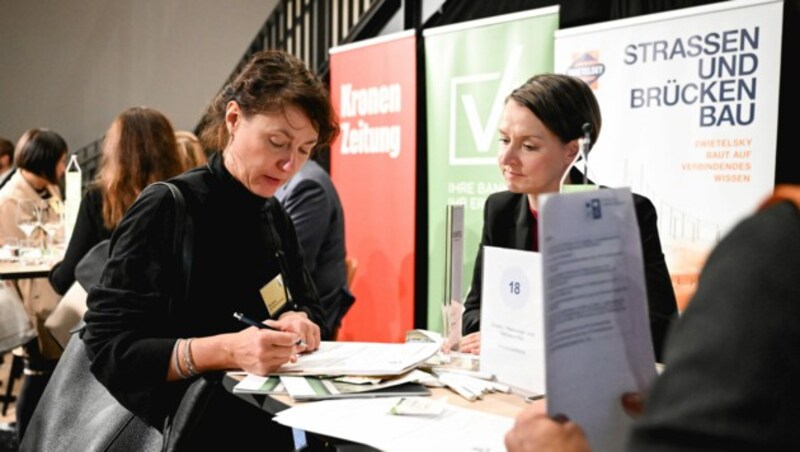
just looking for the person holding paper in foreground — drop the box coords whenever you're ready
[506,187,800,451]
[460,74,677,362]
[81,50,335,449]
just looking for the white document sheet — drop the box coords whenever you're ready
[539,187,657,452]
[274,397,513,452]
[479,247,545,395]
[275,341,441,376]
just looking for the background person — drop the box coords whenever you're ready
[0,129,67,440]
[505,186,800,451]
[0,137,14,189]
[460,74,677,362]
[175,130,207,168]
[82,49,337,449]
[48,107,186,295]
[275,156,354,340]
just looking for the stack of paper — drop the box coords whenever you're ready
[279,370,433,401]
[232,375,285,395]
[233,341,441,400]
[276,341,440,376]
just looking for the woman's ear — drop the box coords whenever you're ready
[565,139,580,165]
[224,101,241,136]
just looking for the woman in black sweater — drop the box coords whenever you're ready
[82,50,338,449]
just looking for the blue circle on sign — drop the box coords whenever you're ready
[501,267,528,310]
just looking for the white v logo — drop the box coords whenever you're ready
[460,45,524,153]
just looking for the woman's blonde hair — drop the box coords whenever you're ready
[175,130,207,168]
[98,107,186,229]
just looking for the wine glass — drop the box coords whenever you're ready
[42,199,66,256]
[16,199,44,239]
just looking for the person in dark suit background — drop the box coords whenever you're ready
[275,158,354,340]
[505,186,800,451]
[460,74,677,362]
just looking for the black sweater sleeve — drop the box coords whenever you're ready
[462,197,493,335]
[82,184,180,427]
[49,187,112,295]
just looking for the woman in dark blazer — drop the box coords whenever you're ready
[460,74,677,362]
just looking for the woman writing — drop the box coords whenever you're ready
[460,74,677,362]
[82,50,336,448]
[48,107,186,295]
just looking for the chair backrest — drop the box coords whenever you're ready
[345,257,357,288]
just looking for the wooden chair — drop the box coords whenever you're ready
[345,257,357,288]
[331,258,357,341]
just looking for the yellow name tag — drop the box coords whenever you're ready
[260,273,291,316]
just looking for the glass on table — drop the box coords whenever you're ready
[42,199,66,250]
[16,199,46,240]
[18,238,44,266]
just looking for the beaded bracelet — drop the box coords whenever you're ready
[183,337,200,377]
[172,339,190,379]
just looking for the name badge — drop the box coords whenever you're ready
[260,273,292,317]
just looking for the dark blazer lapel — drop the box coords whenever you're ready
[569,166,595,186]
[514,194,533,250]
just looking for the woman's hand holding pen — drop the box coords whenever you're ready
[226,327,300,375]
[271,311,321,351]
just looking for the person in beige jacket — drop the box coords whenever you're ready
[0,128,67,440]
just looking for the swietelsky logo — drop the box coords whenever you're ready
[566,52,605,89]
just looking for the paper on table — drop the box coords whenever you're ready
[539,187,657,452]
[274,341,441,376]
[280,370,432,401]
[479,246,545,396]
[273,397,513,452]
[232,375,285,395]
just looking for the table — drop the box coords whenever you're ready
[0,261,52,280]
[225,373,533,451]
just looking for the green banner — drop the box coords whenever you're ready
[424,8,558,332]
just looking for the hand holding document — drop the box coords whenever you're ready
[539,187,657,452]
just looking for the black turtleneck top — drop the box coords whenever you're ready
[83,152,325,427]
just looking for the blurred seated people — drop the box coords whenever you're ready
[0,137,14,189]
[505,186,800,451]
[0,129,67,440]
[275,154,354,340]
[175,130,207,168]
[48,107,186,295]
[460,74,677,361]
[82,50,336,449]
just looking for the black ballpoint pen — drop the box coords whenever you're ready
[233,312,307,347]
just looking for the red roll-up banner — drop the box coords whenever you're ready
[329,31,417,342]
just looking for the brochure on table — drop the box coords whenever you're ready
[479,246,545,396]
